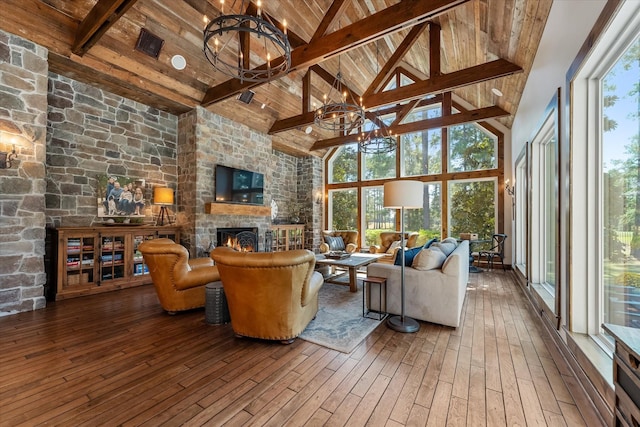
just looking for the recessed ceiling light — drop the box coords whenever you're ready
[305,126,312,134]
[491,88,503,97]
[171,55,186,70]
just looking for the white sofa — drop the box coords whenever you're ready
[367,240,469,328]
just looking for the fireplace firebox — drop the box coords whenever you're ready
[216,227,259,252]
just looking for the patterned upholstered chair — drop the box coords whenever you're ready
[319,230,359,254]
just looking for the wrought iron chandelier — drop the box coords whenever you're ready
[203,0,291,83]
[358,119,396,154]
[358,42,395,154]
[314,56,365,133]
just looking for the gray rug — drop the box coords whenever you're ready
[299,281,385,353]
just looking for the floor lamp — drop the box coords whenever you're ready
[154,187,174,226]
[384,180,423,333]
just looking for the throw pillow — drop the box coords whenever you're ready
[441,237,459,246]
[393,245,423,266]
[423,238,438,249]
[412,247,447,270]
[431,241,456,257]
[386,240,402,255]
[324,235,345,251]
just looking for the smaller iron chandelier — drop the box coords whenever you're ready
[314,69,365,133]
[358,120,396,154]
[203,0,291,83]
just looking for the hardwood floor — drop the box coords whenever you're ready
[0,271,604,426]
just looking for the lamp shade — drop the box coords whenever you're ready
[383,180,423,209]
[153,187,174,205]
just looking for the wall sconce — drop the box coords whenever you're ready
[154,187,174,226]
[0,146,17,169]
[505,179,515,197]
[505,179,515,217]
[314,190,323,204]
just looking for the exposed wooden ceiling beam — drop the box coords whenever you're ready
[364,59,522,109]
[310,0,349,43]
[362,22,428,99]
[201,0,469,107]
[72,0,138,56]
[269,59,521,135]
[310,105,509,151]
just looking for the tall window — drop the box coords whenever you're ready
[601,36,640,329]
[514,149,528,275]
[362,186,394,246]
[328,144,357,184]
[571,1,640,339]
[329,188,357,230]
[448,123,497,172]
[529,91,559,317]
[543,129,557,294]
[406,182,442,240]
[448,179,496,239]
[401,106,442,177]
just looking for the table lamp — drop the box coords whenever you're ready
[384,180,423,333]
[154,187,174,226]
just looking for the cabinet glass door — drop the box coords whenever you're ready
[64,235,95,288]
[100,234,126,282]
[132,232,156,277]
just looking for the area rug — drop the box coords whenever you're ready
[299,281,386,353]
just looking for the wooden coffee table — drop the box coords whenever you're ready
[315,253,384,292]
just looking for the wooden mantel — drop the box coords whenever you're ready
[204,202,271,217]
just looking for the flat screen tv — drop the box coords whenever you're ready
[215,165,264,205]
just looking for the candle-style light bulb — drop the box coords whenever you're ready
[214,37,219,53]
[220,0,224,14]
[283,19,287,35]
[256,0,261,17]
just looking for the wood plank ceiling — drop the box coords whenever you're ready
[0,0,552,157]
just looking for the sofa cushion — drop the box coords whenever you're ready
[441,237,459,246]
[386,240,402,254]
[324,235,345,251]
[393,245,422,266]
[412,247,446,270]
[431,241,456,257]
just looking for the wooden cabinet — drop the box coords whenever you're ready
[603,324,640,427]
[51,226,180,300]
[270,224,304,251]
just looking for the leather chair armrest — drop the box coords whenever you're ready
[188,258,214,269]
[175,266,220,291]
[302,271,324,306]
[345,243,357,253]
[319,242,330,253]
[369,245,382,254]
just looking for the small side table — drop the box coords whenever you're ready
[205,281,230,325]
[363,276,387,320]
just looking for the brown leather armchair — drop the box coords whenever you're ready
[319,230,359,253]
[138,239,220,314]
[369,232,420,261]
[211,247,324,343]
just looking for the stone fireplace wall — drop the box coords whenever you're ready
[178,107,319,257]
[0,30,48,314]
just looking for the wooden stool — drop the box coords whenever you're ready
[362,276,387,320]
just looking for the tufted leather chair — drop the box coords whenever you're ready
[211,247,324,344]
[138,239,220,314]
[319,230,359,253]
[369,231,420,261]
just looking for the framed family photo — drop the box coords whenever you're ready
[96,174,149,220]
